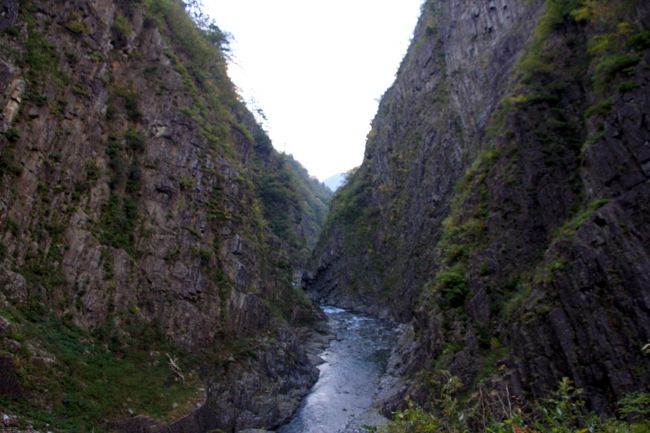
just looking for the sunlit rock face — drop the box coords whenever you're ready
[310,0,650,415]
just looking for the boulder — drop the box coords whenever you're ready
[0,354,22,398]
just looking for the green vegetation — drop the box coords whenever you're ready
[552,199,609,241]
[24,25,59,82]
[111,14,132,40]
[4,127,20,142]
[434,264,468,309]
[112,86,142,122]
[376,378,650,433]
[19,7,67,103]
[593,53,640,93]
[179,177,194,190]
[74,161,101,198]
[0,141,21,177]
[585,98,613,118]
[145,0,233,119]
[0,307,203,432]
[501,283,532,320]
[415,0,636,400]
[627,30,650,50]
[125,129,146,152]
[64,20,88,35]
[15,214,67,297]
[518,0,584,80]
[426,148,496,314]
[146,0,229,72]
[252,130,331,257]
[98,193,138,253]
[98,131,144,254]
[256,160,302,247]
[281,154,332,249]
[315,165,383,295]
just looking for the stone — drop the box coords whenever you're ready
[0,0,18,31]
[0,59,23,132]
[0,354,22,398]
[237,430,275,433]
[0,314,10,335]
[0,268,27,304]
[3,338,21,352]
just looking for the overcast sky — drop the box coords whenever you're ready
[203,0,424,180]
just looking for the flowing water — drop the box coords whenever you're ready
[277,306,399,433]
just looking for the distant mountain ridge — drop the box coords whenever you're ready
[323,172,349,192]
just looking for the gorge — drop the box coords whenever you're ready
[1,0,649,432]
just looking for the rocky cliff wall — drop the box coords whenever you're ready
[0,0,329,430]
[309,0,545,320]
[311,0,650,417]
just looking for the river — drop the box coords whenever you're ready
[277,306,399,433]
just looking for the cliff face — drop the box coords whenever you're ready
[311,0,650,417]
[309,0,545,321]
[0,0,329,431]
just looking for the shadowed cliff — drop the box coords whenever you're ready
[309,0,650,418]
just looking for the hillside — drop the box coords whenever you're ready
[0,0,330,431]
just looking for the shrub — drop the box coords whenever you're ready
[585,98,613,118]
[0,144,21,177]
[4,128,20,143]
[0,309,203,430]
[179,177,194,190]
[126,164,142,194]
[627,30,650,50]
[125,129,145,152]
[378,379,650,433]
[593,54,640,93]
[112,15,132,39]
[64,19,88,34]
[435,264,468,308]
[85,161,100,182]
[99,194,137,253]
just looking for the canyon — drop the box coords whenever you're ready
[1,0,649,432]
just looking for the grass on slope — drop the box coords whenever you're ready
[0,305,204,432]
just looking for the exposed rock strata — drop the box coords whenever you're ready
[0,0,329,430]
[310,0,650,417]
[309,0,545,321]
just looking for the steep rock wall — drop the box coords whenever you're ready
[309,0,544,320]
[0,0,329,430]
[311,0,650,417]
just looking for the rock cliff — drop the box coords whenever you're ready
[0,0,330,431]
[310,0,650,418]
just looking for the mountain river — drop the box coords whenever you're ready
[277,306,399,433]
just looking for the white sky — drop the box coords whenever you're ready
[203,0,424,180]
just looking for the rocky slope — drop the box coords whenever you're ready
[0,0,330,431]
[310,0,650,419]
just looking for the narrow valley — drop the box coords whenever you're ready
[1,0,649,432]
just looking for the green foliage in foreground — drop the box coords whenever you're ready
[373,377,650,433]
[0,306,203,432]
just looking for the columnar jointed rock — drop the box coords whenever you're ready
[310,0,650,417]
[308,0,545,321]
